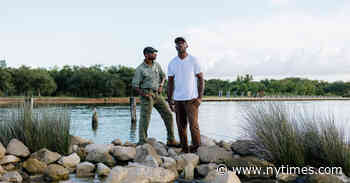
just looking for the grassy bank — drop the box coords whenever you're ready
[0,104,71,154]
[240,102,350,176]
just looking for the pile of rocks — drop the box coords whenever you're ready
[0,136,347,183]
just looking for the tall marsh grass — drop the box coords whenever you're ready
[241,102,350,175]
[0,104,71,155]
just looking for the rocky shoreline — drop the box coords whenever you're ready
[0,135,349,183]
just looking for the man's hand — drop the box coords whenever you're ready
[168,100,175,112]
[158,86,163,94]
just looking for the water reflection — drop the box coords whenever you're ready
[129,120,137,142]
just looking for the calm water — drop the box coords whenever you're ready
[69,101,350,145]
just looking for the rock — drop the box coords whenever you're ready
[124,141,136,147]
[203,170,241,183]
[224,156,275,179]
[75,147,88,161]
[161,156,177,171]
[148,141,168,157]
[111,139,122,146]
[175,153,199,171]
[85,144,116,167]
[22,158,47,174]
[183,164,195,180]
[277,173,298,182]
[30,148,61,165]
[96,163,110,177]
[135,144,161,167]
[76,162,95,177]
[121,176,150,183]
[197,163,217,177]
[0,156,20,165]
[307,174,344,183]
[127,166,177,183]
[200,135,216,146]
[168,148,178,158]
[44,164,69,181]
[110,146,136,161]
[0,143,5,160]
[0,165,6,175]
[2,164,16,171]
[70,136,93,147]
[0,171,23,183]
[57,153,80,171]
[231,140,271,160]
[198,145,233,164]
[6,139,30,158]
[105,166,128,183]
[218,140,232,151]
[28,174,44,182]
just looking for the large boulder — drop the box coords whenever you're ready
[198,145,233,164]
[96,163,110,177]
[203,170,241,183]
[225,156,275,179]
[30,148,61,165]
[70,136,93,147]
[85,144,116,167]
[76,162,95,177]
[105,166,129,183]
[196,163,218,177]
[110,146,136,161]
[57,153,80,171]
[182,164,195,180]
[2,164,16,171]
[6,139,30,158]
[22,158,47,174]
[44,164,69,181]
[0,171,23,183]
[147,140,168,157]
[174,153,199,171]
[127,165,177,183]
[307,174,344,183]
[135,144,161,167]
[217,140,232,151]
[0,165,6,175]
[231,140,271,160]
[276,173,298,182]
[0,155,20,165]
[160,156,177,171]
[111,139,122,146]
[0,143,5,160]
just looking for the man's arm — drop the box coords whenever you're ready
[167,76,175,111]
[196,73,204,100]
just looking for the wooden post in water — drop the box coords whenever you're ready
[130,97,137,124]
[92,108,98,131]
[25,97,34,110]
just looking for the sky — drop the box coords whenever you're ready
[0,0,349,82]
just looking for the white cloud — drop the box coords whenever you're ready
[174,9,350,82]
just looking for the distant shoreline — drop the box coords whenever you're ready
[1,96,350,105]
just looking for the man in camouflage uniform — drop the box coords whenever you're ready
[132,46,179,146]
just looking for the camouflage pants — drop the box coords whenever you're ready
[139,90,175,144]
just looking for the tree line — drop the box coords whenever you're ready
[1,66,350,97]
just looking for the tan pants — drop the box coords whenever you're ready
[175,99,201,150]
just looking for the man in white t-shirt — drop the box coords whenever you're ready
[167,37,204,153]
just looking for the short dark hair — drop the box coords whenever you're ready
[143,46,158,54]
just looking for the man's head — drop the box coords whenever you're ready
[174,37,188,54]
[143,46,158,61]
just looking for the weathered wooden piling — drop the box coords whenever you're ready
[130,97,137,124]
[92,108,98,131]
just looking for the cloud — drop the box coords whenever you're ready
[177,9,350,81]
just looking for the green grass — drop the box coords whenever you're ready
[0,103,71,155]
[240,102,350,176]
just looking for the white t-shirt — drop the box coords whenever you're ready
[167,54,202,101]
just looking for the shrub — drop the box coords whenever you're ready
[0,103,71,154]
[241,102,350,176]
